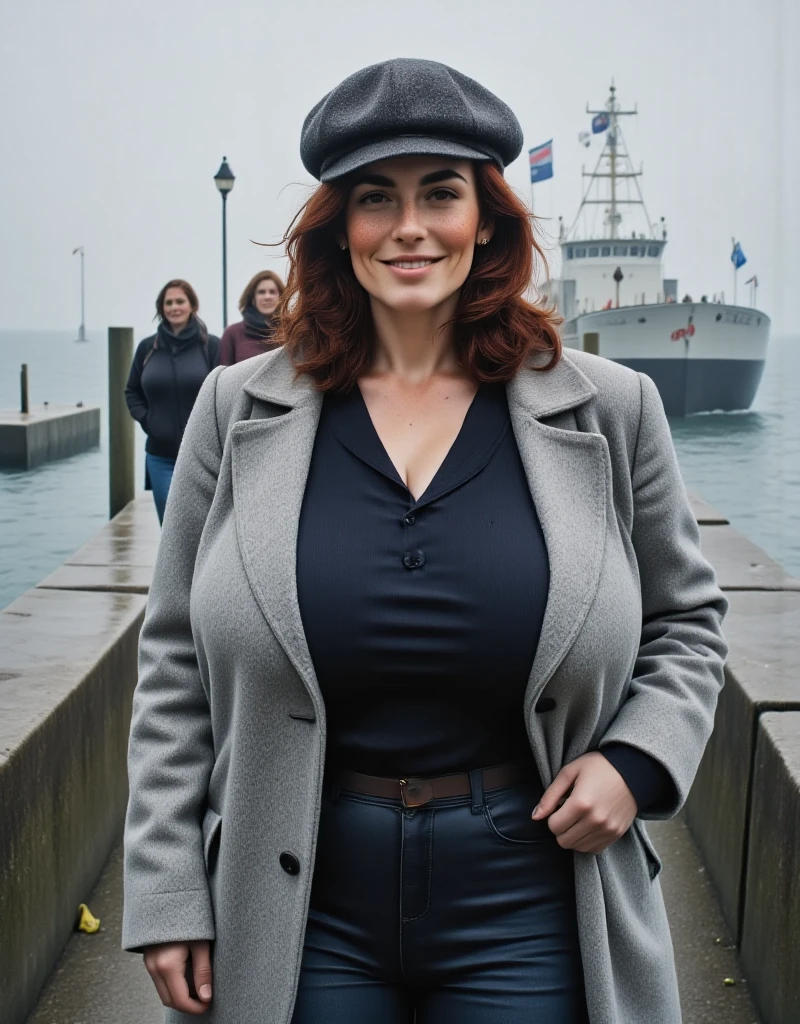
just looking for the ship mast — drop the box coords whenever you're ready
[569,83,654,240]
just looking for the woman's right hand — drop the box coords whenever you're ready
[143,940,213,1014]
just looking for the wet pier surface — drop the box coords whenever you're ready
[27,817,759,1023]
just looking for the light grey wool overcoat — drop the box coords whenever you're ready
[123,345,728,1024]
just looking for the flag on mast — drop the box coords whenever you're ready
[731,241,747,269]
[529,140,553,183]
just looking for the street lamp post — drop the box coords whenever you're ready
[213,157,235,328]
[72,246,87,342]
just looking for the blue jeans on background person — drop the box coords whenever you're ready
[291,769,589,1024]
[145,453,176,525]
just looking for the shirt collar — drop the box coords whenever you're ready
[325,382,510,509]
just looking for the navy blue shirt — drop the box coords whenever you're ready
[297,383,671,810]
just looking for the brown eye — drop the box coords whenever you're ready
[359,192,389,205]
[429,188,458,201]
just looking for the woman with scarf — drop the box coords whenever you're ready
[125,279,220,523]
[219,270,285,365]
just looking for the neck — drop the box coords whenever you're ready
[367,296,462,382]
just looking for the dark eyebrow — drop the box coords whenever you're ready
[351,174,395,188]
[419,169,468,185]
[351,169,468,189]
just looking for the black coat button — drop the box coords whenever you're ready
[402,514,416,526]
[402,550,426,569]
[535,696,557,713]
[279,852,300,875]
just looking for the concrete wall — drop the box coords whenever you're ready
[0,496,159,1024]
[0,406,101,469]
[740,713,800,1024]
[682,498,800,1024]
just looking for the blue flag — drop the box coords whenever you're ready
[731,241,747,269]
[529,140,553,183]
[591,112,609,134]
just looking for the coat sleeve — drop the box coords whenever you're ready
[598,372,728,819]
[125,342,150,426]
[122,366,225,951]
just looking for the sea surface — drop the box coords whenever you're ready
[1,330,798,610]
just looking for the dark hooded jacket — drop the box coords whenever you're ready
[125,318,220,459]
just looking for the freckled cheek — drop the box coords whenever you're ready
[346,215,387,261]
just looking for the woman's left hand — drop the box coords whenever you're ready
[532,751,638,854]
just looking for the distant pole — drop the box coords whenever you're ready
[213,158,236,329]
[72,246,87,342]
[222,194,228,327]
[108,327,135,519]
[20,364,29,414]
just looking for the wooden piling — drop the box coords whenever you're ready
[108,327,135,518]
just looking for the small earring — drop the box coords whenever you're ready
[479,238,489,246]
[341,243,348,251]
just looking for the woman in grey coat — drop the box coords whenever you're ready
[123,59,728,1024]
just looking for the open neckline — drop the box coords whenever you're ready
[356,384,482,503]
[327,383,511,511]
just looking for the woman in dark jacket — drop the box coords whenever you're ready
[219,270,285,365]
[125,279,220,523]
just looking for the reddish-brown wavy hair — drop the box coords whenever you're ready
[275,162,561,390]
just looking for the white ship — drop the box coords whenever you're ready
[544,85,770,415]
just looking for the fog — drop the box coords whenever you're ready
[0,0,796,340]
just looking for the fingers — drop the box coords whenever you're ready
[190,940,214,1004]
[144,943,210,1015]
[532,760,579,820]
[535,752,638,853]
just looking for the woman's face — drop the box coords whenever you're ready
[254,279,281,315]
[162,287,193,331]
[343,156,492,315]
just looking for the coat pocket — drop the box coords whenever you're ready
[202,806,222,875]
[633,819,662,880]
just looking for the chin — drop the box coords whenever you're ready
[378,288,456,315]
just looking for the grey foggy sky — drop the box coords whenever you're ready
[0,0,796,340]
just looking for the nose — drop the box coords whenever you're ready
[392,198,427,245]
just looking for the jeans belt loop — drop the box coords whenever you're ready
[468,768,485,815]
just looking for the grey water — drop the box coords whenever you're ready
[1,330,798,610]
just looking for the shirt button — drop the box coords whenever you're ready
[402,550,426,570]
[402,514,416,527]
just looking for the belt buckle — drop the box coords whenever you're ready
[399,777,434,808]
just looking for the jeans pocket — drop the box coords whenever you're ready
[483,784,549,846]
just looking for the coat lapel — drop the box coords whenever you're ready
[507,355,610,713]
[230,350,323,706]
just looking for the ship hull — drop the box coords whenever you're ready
[562,302,770,415]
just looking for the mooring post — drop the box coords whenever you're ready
[108,327,135,519]
[20,364,29,414]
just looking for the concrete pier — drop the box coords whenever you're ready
[2,489,798,1024]
[0,405,101,469]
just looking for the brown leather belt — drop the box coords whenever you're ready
[334,762,528,809]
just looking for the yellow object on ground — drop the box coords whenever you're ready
[76,903,100,933]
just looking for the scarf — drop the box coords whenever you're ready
[242,304,275,342]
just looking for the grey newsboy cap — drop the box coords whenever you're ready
[301,58,524,182]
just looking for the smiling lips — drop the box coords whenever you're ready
[382,256,445,274]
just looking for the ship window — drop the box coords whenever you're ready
[601,246,611,257]
[565,247,573,259]
[629,245,639,256]
[647,245,660,257]
[588,247,600,257]
[613,245,627,256]
[575,247,587,258]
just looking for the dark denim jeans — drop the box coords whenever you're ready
[292,771,589,1023]
[145,453,176,525]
